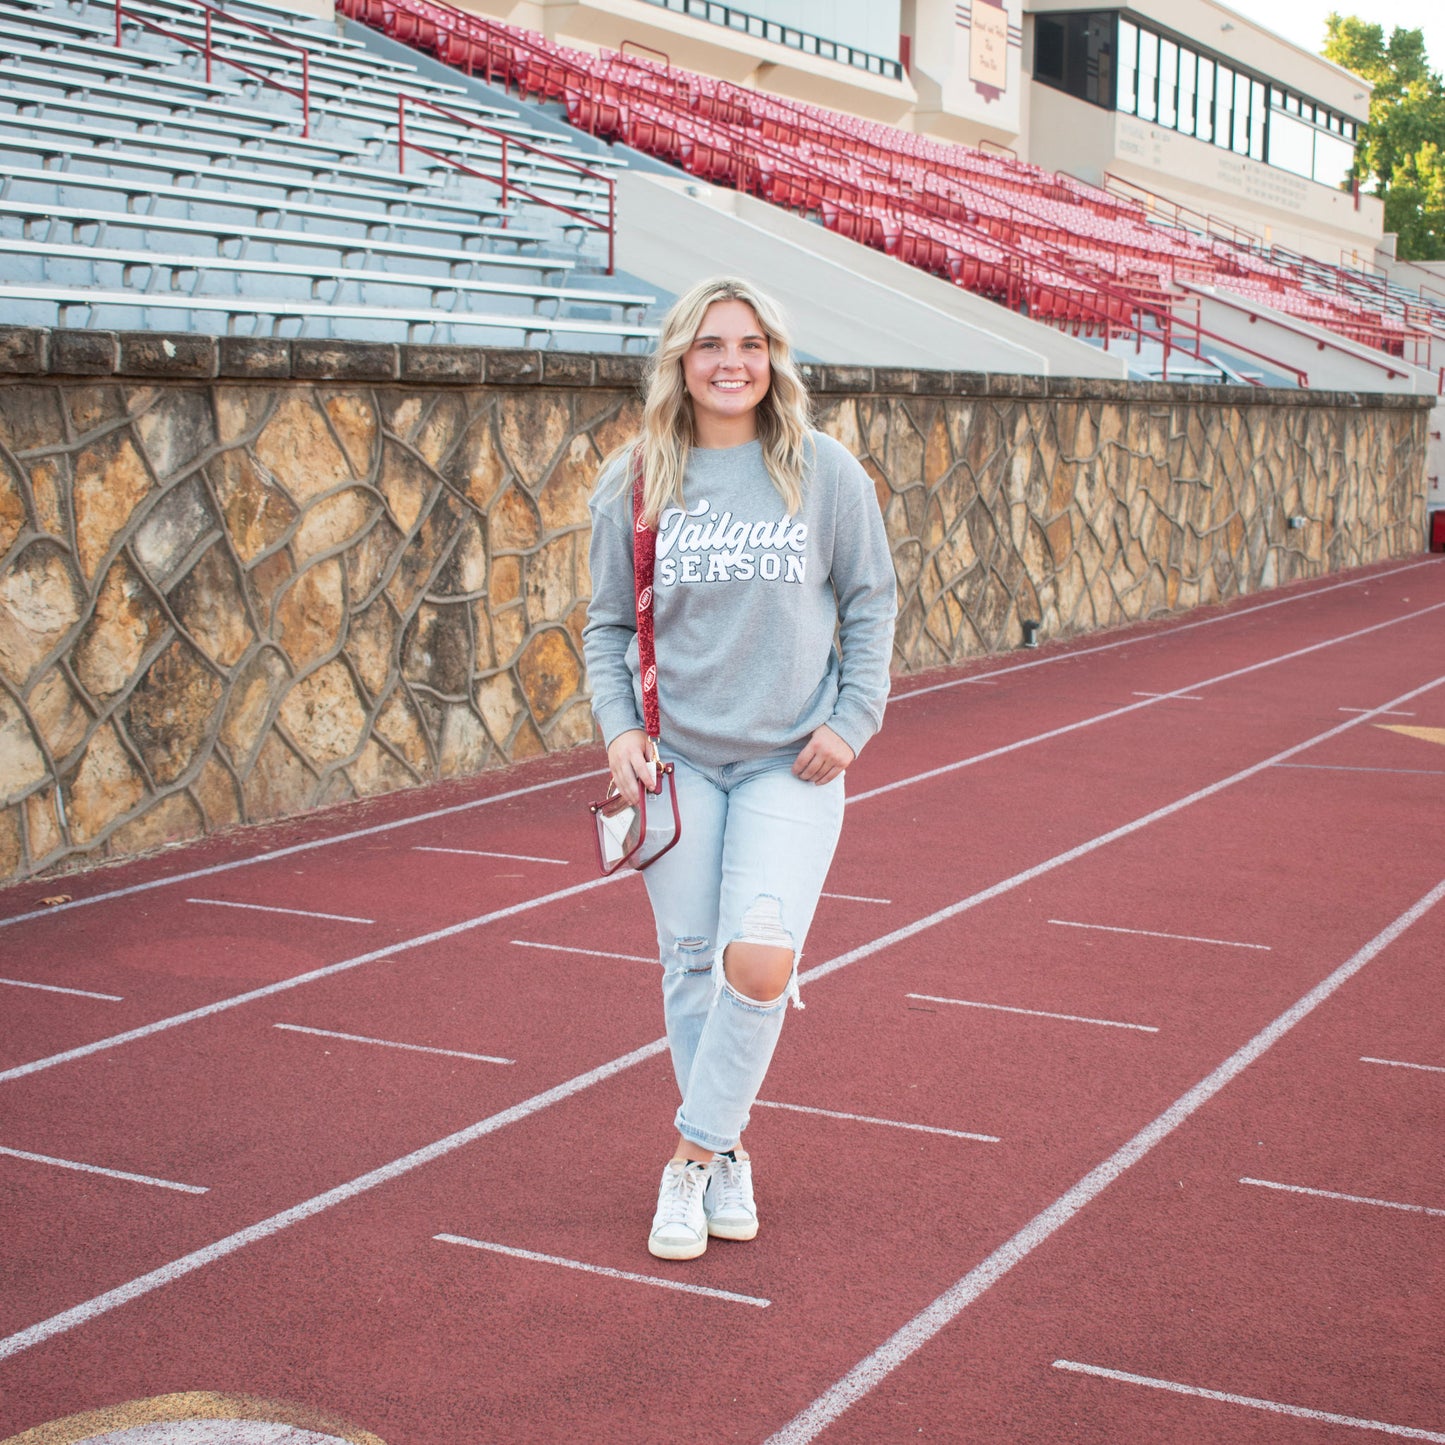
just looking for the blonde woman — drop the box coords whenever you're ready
[583,277,896,1260]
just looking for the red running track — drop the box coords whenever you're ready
[1,556,1443,1444]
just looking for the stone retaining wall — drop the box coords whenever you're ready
[0,326,1431,884]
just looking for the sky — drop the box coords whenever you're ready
[1217,0,1445,74]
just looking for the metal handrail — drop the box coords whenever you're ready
[113,0,310,137]
[396,93,615,273]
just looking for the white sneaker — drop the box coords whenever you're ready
[704,1149,758,1241]
[648,1160,712,1260]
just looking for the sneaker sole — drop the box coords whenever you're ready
[706,1218,758,1241]
[648,1233,708,1260]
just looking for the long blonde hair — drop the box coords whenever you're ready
[608,276,813,526]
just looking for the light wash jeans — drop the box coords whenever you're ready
[642,745,846,1154]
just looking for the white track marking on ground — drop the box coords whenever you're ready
[3,693,1442,1362]
[763,876,1445,1445]
[0,767,610,930]
[1361,1055,1445,1075]
[0,1145,207,1195]
[1240,1176,1445,1217]
[1273,763,1445,776]
[0,977,122,1001]
[5,562,1437,934]
[413,846,569,865]
[889,558,1443,704]
[0,1038,669,1363]
[1051,1361,1445,1442]
[433,1234,770,1307]
[752,1099,999,1142]
[1340,707,1416,716]
[906,993,1159,1033]
[510,939,656,963]
[850,600,1445,804]
[821,892,893,904]
[187,899,374,925]
[1134,691,1203,700]
[272,1023,513,1066]
[0,873,630,1085]
[1047,919,1271,950]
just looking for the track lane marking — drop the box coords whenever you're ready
[5,560,1438,933]
[510,940,655,963]
[187,898,374,925]
[821,892,892,904]
[1134,691,1203,700]
[1047,919,1271,950]
[0,977,122,1001]
[851,600,1445,803]
[433,1234,770,1307]
[1361,1055,1445,1075]
[413,846,570,865]
[906,993,1158,1033]
[753,1100,999,1143]
[3,688,1439,1363]
[763,873,1445,1445]
[0,766,611,931]
[1240,1177,1445,1218]
[1274,763,1445,776]
[0,1145,207,1195]
[1051,1361,1445,1441]
[890,557,1444,704]
[0,872,634,1085]
[272,1023,514,1066]
[1340,707,1415,716]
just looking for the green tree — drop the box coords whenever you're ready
[1324,14,1445,259]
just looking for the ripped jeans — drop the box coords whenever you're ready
[642,745,846,1154]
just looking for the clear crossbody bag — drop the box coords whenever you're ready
[588,449,682,876]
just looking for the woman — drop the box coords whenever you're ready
[583,277,896,1260]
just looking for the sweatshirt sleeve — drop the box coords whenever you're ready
[582,495,645,748]
[825,453,898,758]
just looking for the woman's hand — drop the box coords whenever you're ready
[793,724,855,785]
[607,729,656,807]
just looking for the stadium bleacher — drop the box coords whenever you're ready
[338,0,1444,383]
[0,0,659,348]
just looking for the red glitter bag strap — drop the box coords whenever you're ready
[631,447,660,741]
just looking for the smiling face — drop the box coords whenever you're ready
[681,298,772,447]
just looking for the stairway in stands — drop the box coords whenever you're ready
[0,0,659,349]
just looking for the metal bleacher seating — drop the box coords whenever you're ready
[0,0,658,348]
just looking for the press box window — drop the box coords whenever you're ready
[1033,11,1116,108]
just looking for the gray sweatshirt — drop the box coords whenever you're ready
[583,431,897,768]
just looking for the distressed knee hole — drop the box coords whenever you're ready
[665,935,713,976]
[735,894,795,953]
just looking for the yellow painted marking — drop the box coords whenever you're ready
[1377,725,1445,748]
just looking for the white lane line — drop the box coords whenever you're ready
[1052,1361,1445,1442]
[1361,1055,1445,1075]
[890,557,1444,704]
[3,692,1441,1361]
[1340,707,1416,716]
[753,1099,999,1143]
[1240,1176,1445,1218]
[414,846,569,866]
[0,1145,207,1195]
[1047,919,1271,951]
[762,876,1445,1445]
[510,939,655,964]
[822,892,893,904]
[188,898,374,925]
[1134,691,1203,701]
[851,600,1445,803]
[272,1023,513,1066]
[6,560,1437,936]
[0,765,610,930]
[906,993,1158,1034]
[433,1234,770,1307]
[0,1037,670,1363]
[0,977,123,1001]
[0,872,631,1085]
[1274,763,1445,776]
